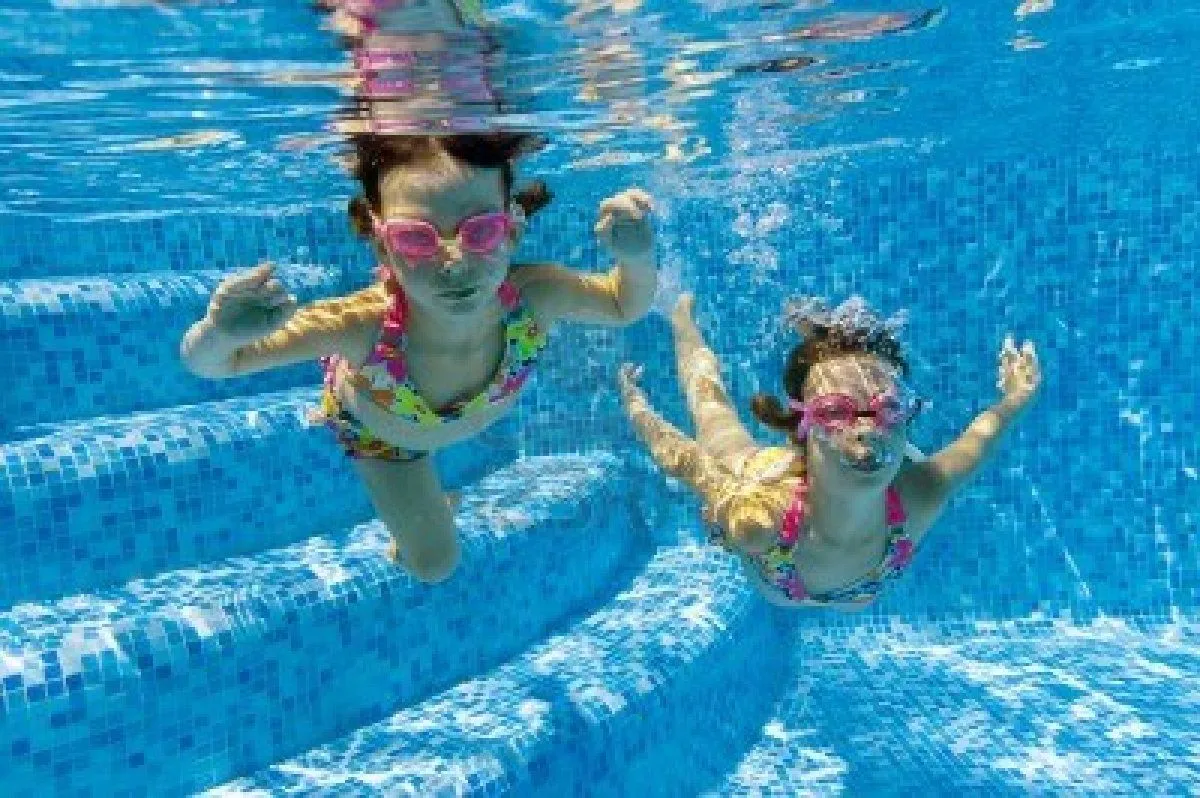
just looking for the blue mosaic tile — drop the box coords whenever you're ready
[0,387,513,607]
[0,265,343,431]
[710,616,1200,796]
[205,537,766,797]
[0,453,634,796]
[1,35,1197,790]
[0,207,367,281]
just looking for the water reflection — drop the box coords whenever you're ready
[7,1,1190,213]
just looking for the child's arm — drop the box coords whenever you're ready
[618,364,778,553]
[180,263,374,379]
[517,188,657,326]
[900,336,1042,539]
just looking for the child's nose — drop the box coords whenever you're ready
[437,240,467,271]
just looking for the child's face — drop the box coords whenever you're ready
[375,157,520,315]
[801,353,912,488]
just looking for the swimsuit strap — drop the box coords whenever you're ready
[884,485,907,526]
[777,477,809,549]
[361,275,543,422]
[763,478,913,604]
[881,486,915,571]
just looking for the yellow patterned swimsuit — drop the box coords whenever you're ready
[314,279,549,461]
[709,447,916,606]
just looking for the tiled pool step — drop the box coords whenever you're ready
[0,386,515,608]
[0,206,365,281]
[205,540,776,797]
[0,452,638,797]
[0,266,344,430]
[707,618,1200,795]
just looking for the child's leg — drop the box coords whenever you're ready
[619,364,730,499]
[670,293,758,468]
[353,457,460,583]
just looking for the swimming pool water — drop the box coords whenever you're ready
[2,0,1198,794]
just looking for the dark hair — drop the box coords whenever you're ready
[345,133,553,237]
[750,323,910,438]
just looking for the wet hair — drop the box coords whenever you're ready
[750,308,910,438]
[345,133,553,237]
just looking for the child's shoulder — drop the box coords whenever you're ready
[305,283,389,366]
[508,262,563,289]
[295,283,387,347]
[507,262,567,322]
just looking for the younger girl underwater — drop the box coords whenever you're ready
[619,293,1041,610]
[181,133,656,582]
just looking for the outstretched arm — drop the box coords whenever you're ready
[518,189,657,326]
[902,336,1042,540]
[180,263,374,379]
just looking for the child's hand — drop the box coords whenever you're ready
[997,334,1041,410]
[595,189,655,264]
[206,263,298,345]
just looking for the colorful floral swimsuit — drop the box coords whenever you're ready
[313,278,549,461]
[711,453,916,607]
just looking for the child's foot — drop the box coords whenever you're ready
[618,362,644,393]
[670,292,695,329]
[386,537,402,564]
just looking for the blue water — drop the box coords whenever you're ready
[2,0,1198,795]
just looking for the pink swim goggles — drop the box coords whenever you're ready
[338,0,405,33]
[373,211,516,262]
[790,389,922,439]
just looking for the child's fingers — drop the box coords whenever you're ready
[612,189,653,214]
[598,197,621,217]
[241,263,276,287]
[220,266,275,297]
[594,212,614,238]
[626,188,654,212]
[1023,347,1042,380]
[1012,341,1038,370]
[613,195,648,220]
[598,194,647,221]
[999,335,1021,366]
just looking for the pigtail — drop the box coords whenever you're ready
[513,180,552,217]
[750,392,798,435]
[347,196,373,238]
